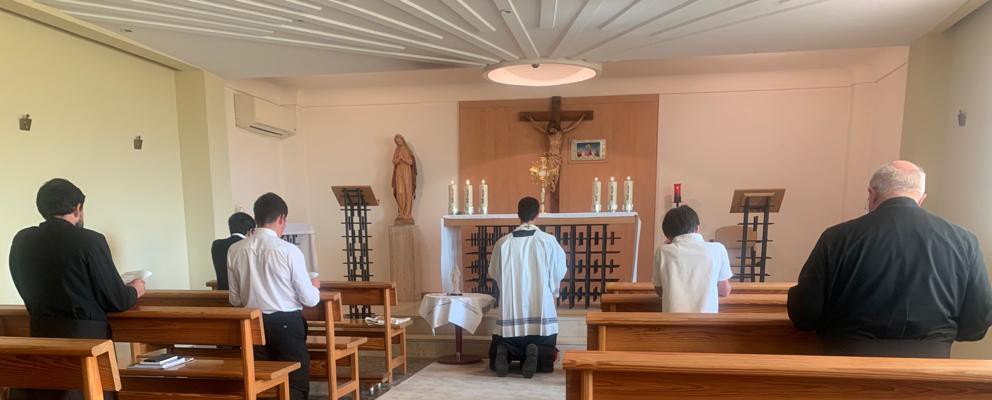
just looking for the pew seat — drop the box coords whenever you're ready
[599,293,786,313]
[122,357,297,381]
[0,336,120,400]
[565,350,992,399]
[586,312,822,354]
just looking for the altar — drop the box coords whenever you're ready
[441,212,642,309]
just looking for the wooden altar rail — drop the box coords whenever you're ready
[0,337,120,399]
[565,351,992,399]
[586,312,821,355]
[604,281,793,295]
[599,293,787,313]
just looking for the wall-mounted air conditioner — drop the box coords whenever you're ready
[233,93,297,138]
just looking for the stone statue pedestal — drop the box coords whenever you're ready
[389,224,421,301]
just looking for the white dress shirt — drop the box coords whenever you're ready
[227,228,320,314]
[652,233,733,313]
[488,224,568,337]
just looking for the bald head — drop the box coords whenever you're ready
[867,160,926,211]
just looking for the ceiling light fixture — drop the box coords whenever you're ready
[483,58,601,87]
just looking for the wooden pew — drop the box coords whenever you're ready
[0,337,120,400]
[599,293,787,313]
[564,350,992,399]
[137,290,365,400]
[208,279,411,383]
[586,312,822,355]
[605,281,794,295]
[0,305,297,400]
[316,281,410,384]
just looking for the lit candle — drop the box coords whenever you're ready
[592,178,602,213]
[465,179,474,215]
[608,177,618,212]
[624,176,634,212]
[449,180,458,215]
[480,180,489,215]
[674,183,683,206]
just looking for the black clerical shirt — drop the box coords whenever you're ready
[211,234,245,291]
[9,218,138,338]
[788,197,992,358]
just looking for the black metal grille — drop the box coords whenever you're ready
[464,224,623,309]
[340,188,373,317]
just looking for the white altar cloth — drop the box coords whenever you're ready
[418,293,496,334]
[439,212,642,293]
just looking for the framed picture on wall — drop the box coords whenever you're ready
[571,139,606,162]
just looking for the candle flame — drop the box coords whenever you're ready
[450,180,455,185]
[481,179,486,184]
[465,180,470,185]
[595,177,599,181]
[610,176,615,181]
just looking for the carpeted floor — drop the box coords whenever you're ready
[373,359,564,400]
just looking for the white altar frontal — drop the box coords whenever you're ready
[440,212,642,307]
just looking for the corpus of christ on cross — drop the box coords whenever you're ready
[519,96,594,213]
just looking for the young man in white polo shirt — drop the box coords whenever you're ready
[653,205,733,313]
[228,193,320,400]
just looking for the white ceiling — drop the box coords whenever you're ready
[37,0,968,79]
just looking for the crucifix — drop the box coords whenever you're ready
[520,96,594,213]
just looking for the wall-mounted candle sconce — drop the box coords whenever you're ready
[19,114,31,131]
[133,135,143,150]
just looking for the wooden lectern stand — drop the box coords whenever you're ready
[729,189,785,282]
[332,186,378,317]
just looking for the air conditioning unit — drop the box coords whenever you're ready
[233,93,297,138]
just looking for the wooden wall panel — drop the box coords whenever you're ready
[459,95,659,282]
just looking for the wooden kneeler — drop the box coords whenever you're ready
[0,337,120,400]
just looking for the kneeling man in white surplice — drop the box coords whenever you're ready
[488,197,567,378]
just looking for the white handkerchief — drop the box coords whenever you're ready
[121,270,152,283]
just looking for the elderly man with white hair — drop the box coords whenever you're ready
[788,160,992,358]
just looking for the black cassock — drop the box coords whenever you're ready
[788,197,992,358]
[9,218,137,400]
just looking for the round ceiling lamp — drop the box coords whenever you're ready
[483,58,602,87]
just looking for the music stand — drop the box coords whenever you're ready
[332,186,378,317]
[729,189,785,282]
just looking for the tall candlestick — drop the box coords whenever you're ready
[464,180,474,215]
[624,176,634,212]
[608,177,618,212]
[674,183,683,206]
[592,178,602,213]
[448,180,458,215]
[540,186,546,214]
[480,179,488,215]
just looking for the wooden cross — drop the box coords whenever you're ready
[519,96,594,212]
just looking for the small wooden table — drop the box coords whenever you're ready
[418,293,495,364]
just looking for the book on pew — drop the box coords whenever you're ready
[364,316,412,326]
[132,356,194,369]
[140,354,179,365]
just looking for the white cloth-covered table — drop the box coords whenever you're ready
[440,212,642,293]
[418,293,495,334]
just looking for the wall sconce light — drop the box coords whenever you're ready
[19,114,31,131]
[958,110,967,127]
[133,135,143,150]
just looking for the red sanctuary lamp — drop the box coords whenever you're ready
[674,183,682,207]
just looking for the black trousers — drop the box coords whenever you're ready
[488,334,558,373]
[10,316,115,400]
[256,311,310,400]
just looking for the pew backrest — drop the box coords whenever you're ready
[318,281,397,307]
[564,350,992,399]
[604,281,794,295]
[0,306,30,337]
[599,293,786,313]
[586,312,822,355]
[0,336,120,396]
[140,290,343,323]
[109,306,264,346]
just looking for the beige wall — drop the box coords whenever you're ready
[0,10,191,301]
[228,49,909,292]
[901,3,992,359]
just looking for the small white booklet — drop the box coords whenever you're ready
[121,270,152,283]
[131,356,193,369]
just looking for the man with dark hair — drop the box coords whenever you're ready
[9,178,145,400]
[211,212,255,290]
[652,205,732,313]
[488,197,567,378]
[227,193,319,400]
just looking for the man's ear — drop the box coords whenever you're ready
[278,214,288,225]
[72,204,83,218]
[918,193,927,206]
